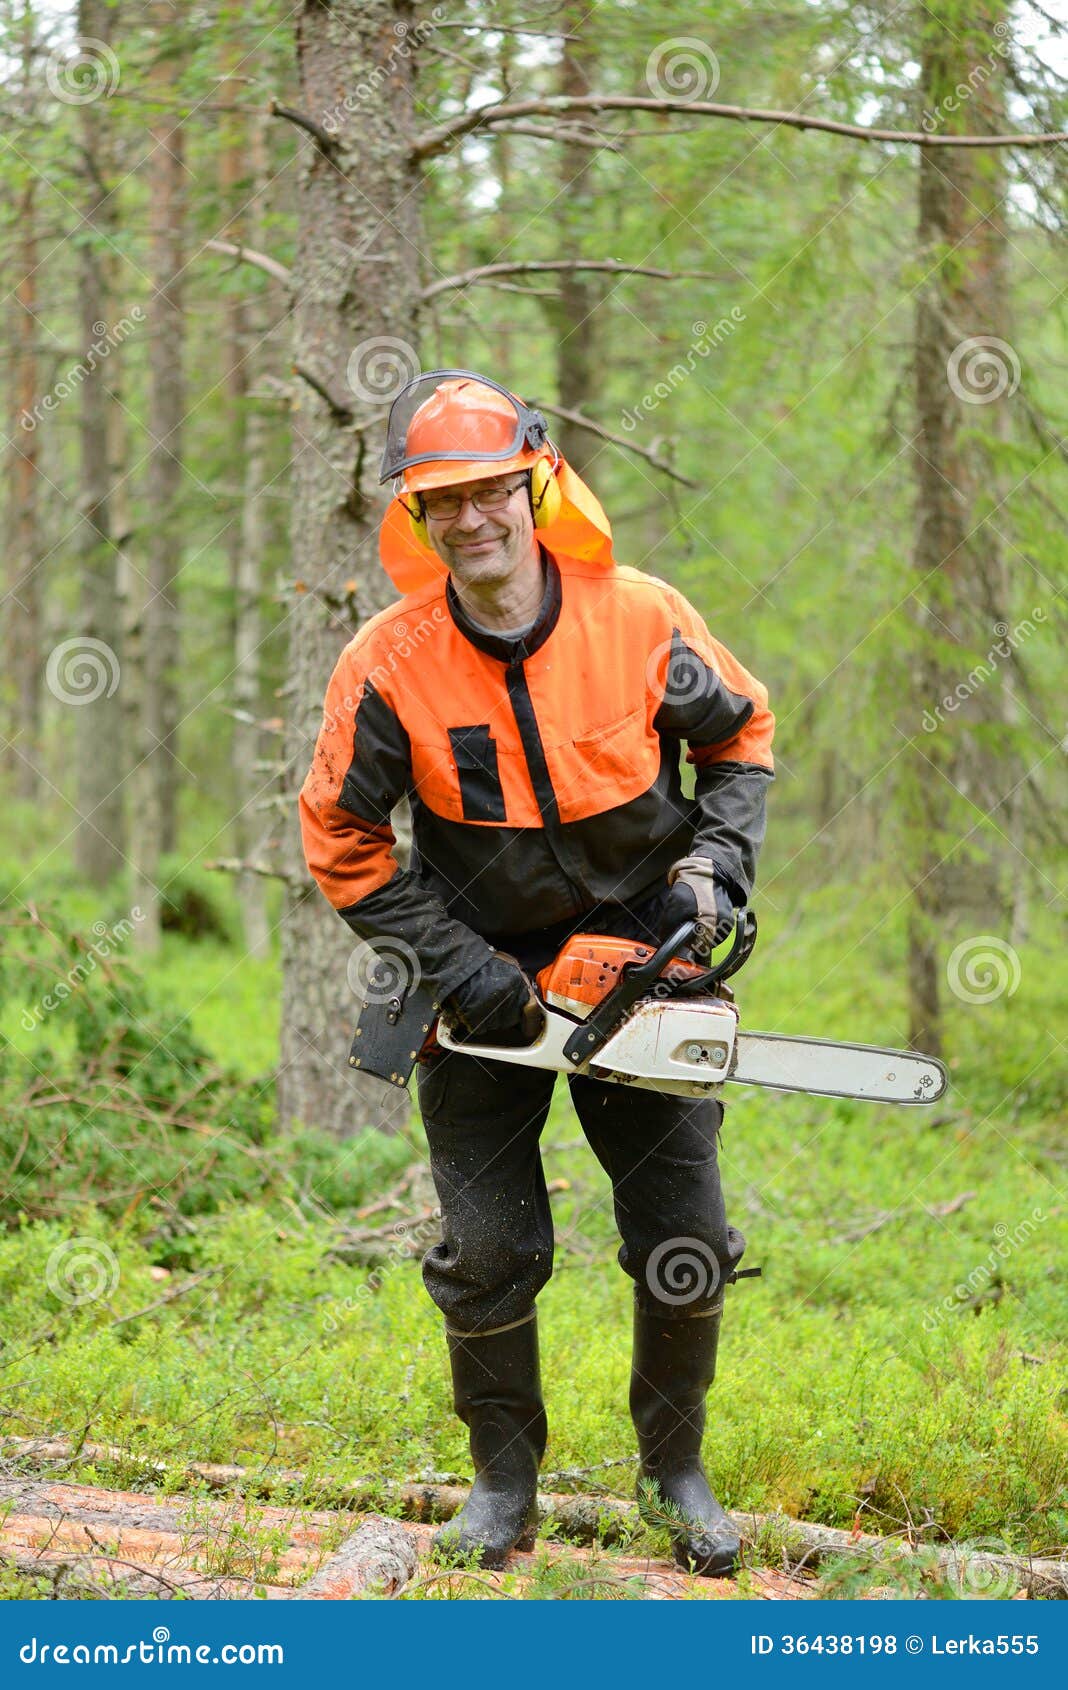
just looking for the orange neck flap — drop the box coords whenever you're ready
[378,459,615,595]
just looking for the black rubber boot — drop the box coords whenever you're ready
[431,1312,547,1569]
[630,1299,741,1577]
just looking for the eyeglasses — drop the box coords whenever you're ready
[419,476,529,522]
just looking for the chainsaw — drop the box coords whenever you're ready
[350,918,947,1106]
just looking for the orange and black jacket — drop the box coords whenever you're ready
[300,549,774,1000]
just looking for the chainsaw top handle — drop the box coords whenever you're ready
[677,908,758,993]
[643,911,758,994]
[561,914,754,1067]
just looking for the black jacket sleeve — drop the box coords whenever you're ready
[652,600,775,902]
[299,638,494,1001]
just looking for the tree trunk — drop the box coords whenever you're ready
[278,0,422,1136]
[550,5,601,476]
[906,0,1011,1055]
[217,0,249,666]
[3,1445,1061,1598]
[232,125,274,960]
[219,5,271,958]
[146,0,186,862]
[5,0,42,793]
[72,0,126,886]
[105,270,140,941]
[962,20,1020,942]
[6,166,41,798]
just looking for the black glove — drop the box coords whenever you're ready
[444,955,541,1046]
[660,868,739,960]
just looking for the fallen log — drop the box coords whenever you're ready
[293,1516,416,1599]
[744,1513,1062,1601]
[0,1476,340,1599]
[0,1475,335,1542]
[2,1437,1063,1598]
[0,1479,409,1600]
[0,1544,293,1601]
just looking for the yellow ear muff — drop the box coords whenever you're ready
[405,497,430,547]
[530,459,562,529]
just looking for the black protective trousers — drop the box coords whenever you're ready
[416,1052,746,1334]
[416,885,747,1333]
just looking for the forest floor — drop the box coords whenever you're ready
[0,838,1064,1600]
[0,1470,1049,1601]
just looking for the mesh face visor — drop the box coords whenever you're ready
[379,369,550,485]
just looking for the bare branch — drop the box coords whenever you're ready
[422,258,722,303]
[204,856,301,886]
[413,94,1068,163]
[501,121,622,151]
[1018,0,1068,39]
[430,23,580,39]
[423,38,489,74]
[268,98,339,155]
[292,362,354,421]
[219,707,287,732]
[539,403,696,487]
[1017,390,1068,465]
[203,237,293,289]
[452,281,559,297]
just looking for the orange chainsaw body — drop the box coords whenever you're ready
[535,933,707,1021]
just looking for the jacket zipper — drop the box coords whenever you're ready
[505,657,587,915]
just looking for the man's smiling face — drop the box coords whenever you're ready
[422,473,536,587]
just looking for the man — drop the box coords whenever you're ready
[300,370,774,1575]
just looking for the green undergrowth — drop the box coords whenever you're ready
[0,1194,1063,1562]
[0,875,1064,1595]
[0,901,410,1231]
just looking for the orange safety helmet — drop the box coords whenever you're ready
[380,371,551,494]
[378,369,616,592]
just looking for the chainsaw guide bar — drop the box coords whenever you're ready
[435,922,948,1106]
